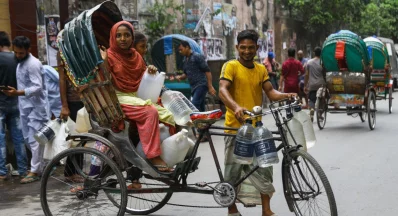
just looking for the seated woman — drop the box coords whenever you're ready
[100,21,174,172]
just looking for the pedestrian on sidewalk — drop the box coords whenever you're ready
[219,29,296,216]
[263,51,280,90]
[43,65,62,119]
[304,47,325,121]
[0,31,27,181]
[3,36,50,184]
[177,40,216,112]
[279,48,304,95]
[298,50,309,108]
[57,18,85,183]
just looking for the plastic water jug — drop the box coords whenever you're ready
[285,112,307,151]
[75,107,92,133]
[159,123,171,143]
[137,70,166,103]
[160,129,191,167]
[293,106,316,149]
[233,119,255,164]
[34,118,62,146]
[254,121,279,167]
[161,91,193,126]
[185,137,196,158]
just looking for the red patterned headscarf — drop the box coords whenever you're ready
[107,21,146,92]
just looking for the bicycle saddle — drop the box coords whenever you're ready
[190,109,223,128]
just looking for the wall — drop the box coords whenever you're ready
[0,0,11,36]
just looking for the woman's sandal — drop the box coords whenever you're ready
[20,175,40,184]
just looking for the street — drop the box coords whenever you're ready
[1,93,398,216]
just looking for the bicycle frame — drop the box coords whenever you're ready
[119,99,303,200]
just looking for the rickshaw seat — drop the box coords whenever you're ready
[190,109,223,128]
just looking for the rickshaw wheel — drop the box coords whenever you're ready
[367,91,376,130]
[389,87,393,114]
[316,97,327,130]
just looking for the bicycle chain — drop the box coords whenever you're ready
[128,181,225,208]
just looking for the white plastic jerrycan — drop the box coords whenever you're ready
[160,129,191,167]
[293,106,316,149]
[75,107,92,133]
[137,69,166,103]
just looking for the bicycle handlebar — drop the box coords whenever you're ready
[243,97,300,119]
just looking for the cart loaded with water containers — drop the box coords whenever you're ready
[317,30,379,130]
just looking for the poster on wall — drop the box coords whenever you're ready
[221,3,237,36]
[257,30,274,60]
[212,2,223,37]
[185,0,200,30]
[194,37,225,61]
[45,15,60,67]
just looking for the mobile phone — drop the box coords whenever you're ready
[0,86,11,91]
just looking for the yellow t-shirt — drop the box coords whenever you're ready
[220,60,269,133]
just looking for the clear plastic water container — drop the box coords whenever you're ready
[293,106,316,149]
[233,119,255,164]
[253,121,279,167]
[285,112,307,150]
[161,90,193,126]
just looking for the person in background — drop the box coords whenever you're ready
[297,50,309,108]
[43,65,62,118]
[3,36,50,184]
[57,18,85,184]
[0,31,27,181]
[304,47,325,122]
[279,48,304,95]
[263,51,280,90]
[133,31,148,58]
[219,29,296,216]
[177,40,217,112]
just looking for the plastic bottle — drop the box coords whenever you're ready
[159,123,171,143]
[185,137,196,158]
[182,95,199,112]
[161,91,193,126]
[160,129,191,167]
[293,106,317,149]
[233,119,255,164]
[137,70,166,103]
[34,118,62,146]
[285,111,307,151]
[253,121,279,167]
[75,107,92,133]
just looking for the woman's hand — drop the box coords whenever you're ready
[147,65,157,75]
[99,45,107,61]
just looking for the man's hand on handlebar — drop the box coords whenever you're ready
[285,93,298,101]
[234,106,247,123]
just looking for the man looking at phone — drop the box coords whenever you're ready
[0,31,27,181]
[2,36,49,184]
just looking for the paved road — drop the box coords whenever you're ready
[1,92,398,216]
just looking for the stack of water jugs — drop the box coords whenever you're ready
[234,106,316,166]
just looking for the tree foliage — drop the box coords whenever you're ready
[279,0,398,39]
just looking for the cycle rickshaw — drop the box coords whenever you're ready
[317,30,377,130]
[364,37,393,114]
[40,2,337,215]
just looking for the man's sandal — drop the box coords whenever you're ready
[70,185,84,193]
[20,175,40,184]
[127,180,142,189]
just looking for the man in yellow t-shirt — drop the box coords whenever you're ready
[219,30,296,216]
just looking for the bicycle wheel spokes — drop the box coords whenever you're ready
[124,174,172,215]
[287,150,336,216]
[41,148,126,216]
